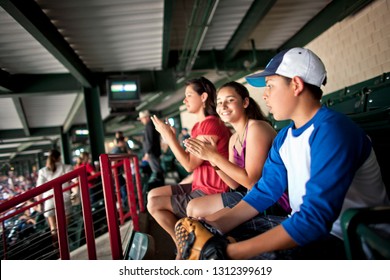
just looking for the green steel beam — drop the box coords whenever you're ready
[0,74,81,97]
[0,137,53,146]
[281,0,373,49]
[0,0,95,88]
[83,87,105,163]
[60,131,71,164]
[0,144,52,154]
[0,153,43,162]
[176,0,220,75]
[162,0,173,69]
[0,126,62,139]
[191,50,275,71]
[224,0,276,61]
[12,97,30,136]
[16,142,32,152]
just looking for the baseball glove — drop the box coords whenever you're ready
[174,217,233,260]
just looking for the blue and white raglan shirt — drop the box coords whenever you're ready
[243,106,389,246]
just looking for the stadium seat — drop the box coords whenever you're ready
[123,231,155,260]
[341,206,390,259]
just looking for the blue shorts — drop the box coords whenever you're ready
[221,191,246,208]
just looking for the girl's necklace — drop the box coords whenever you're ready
[236,119,248,147]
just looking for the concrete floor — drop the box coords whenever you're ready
[70,219,133,260]
[69,211,176,260]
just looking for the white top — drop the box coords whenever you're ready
[37,162,73,198]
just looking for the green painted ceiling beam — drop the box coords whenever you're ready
[0,0,95,88]
[0,137,54,146]
[162,0,173,69]
[224,0,276,61]
[281,0,373,49]
[0,144,53,159]
[0,74,81,97]
[191,50,275,71]
[0,126,62,139]
[0,51,267,98]
[0,153,45,162]
[12,97,30,136]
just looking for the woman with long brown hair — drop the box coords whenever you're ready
[37,149,73,240]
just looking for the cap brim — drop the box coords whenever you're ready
[245,69,276,87]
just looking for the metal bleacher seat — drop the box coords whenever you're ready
[341,206,390,259]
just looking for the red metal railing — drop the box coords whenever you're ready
[0,166,96,260]
[99,153,145,260]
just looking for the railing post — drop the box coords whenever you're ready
[54,183,70,260]
[100,154,123,260]
[133,156,145,212]
[112,164,124,224]
[123,158,139,231]
[78,166,97,260]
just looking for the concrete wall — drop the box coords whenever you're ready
[306,0,390,94]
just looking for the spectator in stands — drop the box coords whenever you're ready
[115,131,133,155]
[78,151,99,204]
[110,137,129,209]
[184,81,290,219]
[138,110,164,187]
[17,198,45,238]
[148,76,232,259]
[178,127,190,148]
[79,151,96,177]
[201,47,390,259]
[36,149,73,242]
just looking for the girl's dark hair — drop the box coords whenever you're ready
[219,81,269,123]
[185,76,218,117]
[46,149,61,172]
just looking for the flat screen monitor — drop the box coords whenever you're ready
[107,77,140,107]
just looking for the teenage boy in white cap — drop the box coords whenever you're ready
[203,47,389,259]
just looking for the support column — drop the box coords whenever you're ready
[36,152,44,169]
[60,131,72,164]
[83,87,105,163]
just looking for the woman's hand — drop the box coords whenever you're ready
[150,115,176,142]
[184,136,217,162]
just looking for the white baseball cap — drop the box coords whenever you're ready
[137,110,150,120]
[246,47,327,88]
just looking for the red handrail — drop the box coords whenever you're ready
[99,153,144,260]
[0,166,97,260]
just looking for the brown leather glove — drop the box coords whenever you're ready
[174,217,233,260]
